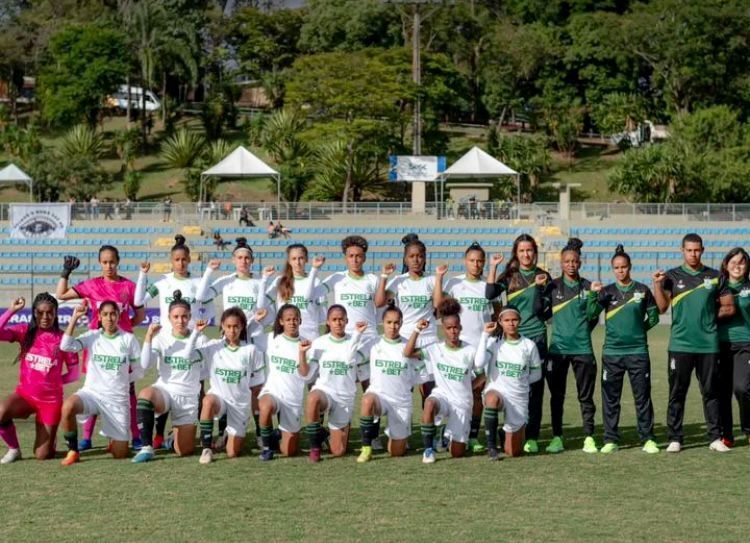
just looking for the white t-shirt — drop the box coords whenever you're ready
[63,330,141,402]
[145,273,202,333]
[145,331,207,397]
[195,339,265,410]
[322,272,381,338]
[386,273,437,339]
[366,336,430,408]
[269,274,325,340]
[262,333,317,409]
[209,273,272,340]
[443,275,499,346]
[422,341,478,411]
[309,332,368,404]
[476,334,542,405]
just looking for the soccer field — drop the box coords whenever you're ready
[0,325,746,543]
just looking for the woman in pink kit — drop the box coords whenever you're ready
[0,295,79,463]
[56,245,145,449]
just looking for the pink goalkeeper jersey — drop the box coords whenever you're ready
[74,276,137,332]
[0,325,78,404]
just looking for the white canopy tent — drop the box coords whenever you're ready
[200,146,281,204]
[439,146,519,216]
[0,163,33,202]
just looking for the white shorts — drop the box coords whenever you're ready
[428,389,471,444]
[258,390,302,434]
[213,395,251,438]
[153,384,199,427]
[312,387,354,430]
[371,392,411,440]
[76,389,130,442]
[483,385,527,433]
[249,370,266,389]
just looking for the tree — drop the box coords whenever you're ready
[260,109,312,202]
[61,124,105,160]
[491,130,551,195]
[37,24,129,127]
[589,93,647,136]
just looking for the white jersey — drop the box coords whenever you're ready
[144,273,202,333]
[476,334,542,405]
[209,273,272,341]
[269,274,325,340]
[443,275,499,345]
[422,341,478,411]
[309,333,368,404]
[386,273,437,340]
[61,330,141,402]
[262,333,317,409]
[145,331,207,397]
[322,272,380,338]
[367,336,429,407]
[195,339,265,410]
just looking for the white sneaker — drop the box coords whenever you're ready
[371,436,384,451]
[0,448,21,464]
[666,441,682,453]
[709,439,731,452]
[199,448,213,464]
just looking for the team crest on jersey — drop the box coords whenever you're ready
[633,292,644,302]
[676,280,685,290]
[740,289,750,298]
[703,278,714,290]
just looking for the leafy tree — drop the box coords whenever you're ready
[61,124,105,160]
[161,128,206,169]
[123,170,143,200]
[260,109,312,202]
[491,130,551,194]
[589,92,647,136]
[37,24,130,127]
[304,139,385,202]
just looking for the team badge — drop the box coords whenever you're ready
[703,278,714,290]
[633,292,644,302]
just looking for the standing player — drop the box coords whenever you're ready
[433,242,500,453]
[404,299,479,463]
[717,248,750,447]
[56,245,144,450]
[258,305,317,461]
[0,295,79,463]
[186,308,266,464]
[543,238,600,454]
[474,306,541,460]
[653,233,735,453]
[59,301,142,464]
[132,292,209,463]
[591,245,660,454]
[356,303,430,463]
[485,234,551,454]
[304,306,367,462]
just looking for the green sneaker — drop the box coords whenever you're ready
[469,438,486,453]
[523,439,539,454]
[545,436,564,454]
[582,436,598,454]
[600,442,618,454]
[642,440,659,454]
[357,446,373,463]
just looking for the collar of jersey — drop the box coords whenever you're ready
[235,273,252,280]
[503,336,521,345]
[680,264,705,276]
[347,271,365,281]
[328,334,347,343]
[293,274,307,279]
[444,341,463,351]
[520,267,537,277]
[562,277,580,288]
[383,336,401,344]
[172,332,189,340]
[729,279,747,288]
[173,273,190,280]
[223,341,241,352]
[615,281,635,293]
[282,334,300,343]
[463,275,482,283]
[408,273,424,281]
[102,330,120,339]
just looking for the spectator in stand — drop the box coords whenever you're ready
[267,221,277,239]
[90,196,99,220]
[163,197,172,222]
[213,232,229,250]
[276,221,291,239]
[239,206,255,227]
[222,201,233,220]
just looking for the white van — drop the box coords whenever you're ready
[107,85,161,112]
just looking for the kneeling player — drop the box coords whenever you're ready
[475,306,541,460]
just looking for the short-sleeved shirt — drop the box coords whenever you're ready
[262,333,317,409]
[718,279,750,345]
[663,265,724,353]
[443,275,498,345]
[195,339,264,409]
[386,273,437,339]
[545,277,597,355]
[597,281,659,355]
[322,272,380,337]
[479,336,541,405]
[367,336,430,408]
[308,333,367,404]
[145,273,201,333]
[74,276,138,332]
[147,331,207,397]
[422,341,476,411]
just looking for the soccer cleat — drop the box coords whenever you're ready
[61,450,80,466]
[642,440,659,454]
[487,447,502,462]
[259,449,274,462]
[0,448,21,465]
[600,442,618,454]
[199,448,213,464]
[709,439,731,452]
[131,446,155,463]
[371,436,384,451]
[357,446,373,463]
[721,437,734,449]
[78,438,92,451]
[546,436,565,454]
[152,434,164,450]
[666,441,681,453]
[422,447,436,464]
[469,438,486,453]
[582,436,598,454]
[309,447,322,463]
[131,438,143,451]
[523,439,539,454]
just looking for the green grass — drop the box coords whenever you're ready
[0,325,745,542]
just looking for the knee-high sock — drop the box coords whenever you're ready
[199,420,213,449]
[154,413,168,437]
[129,387,140,440]
[136,399,155,447]
[484,407,499,450]
[82,415,97,440]
[0,421,19,449]
[421,423,436,450]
